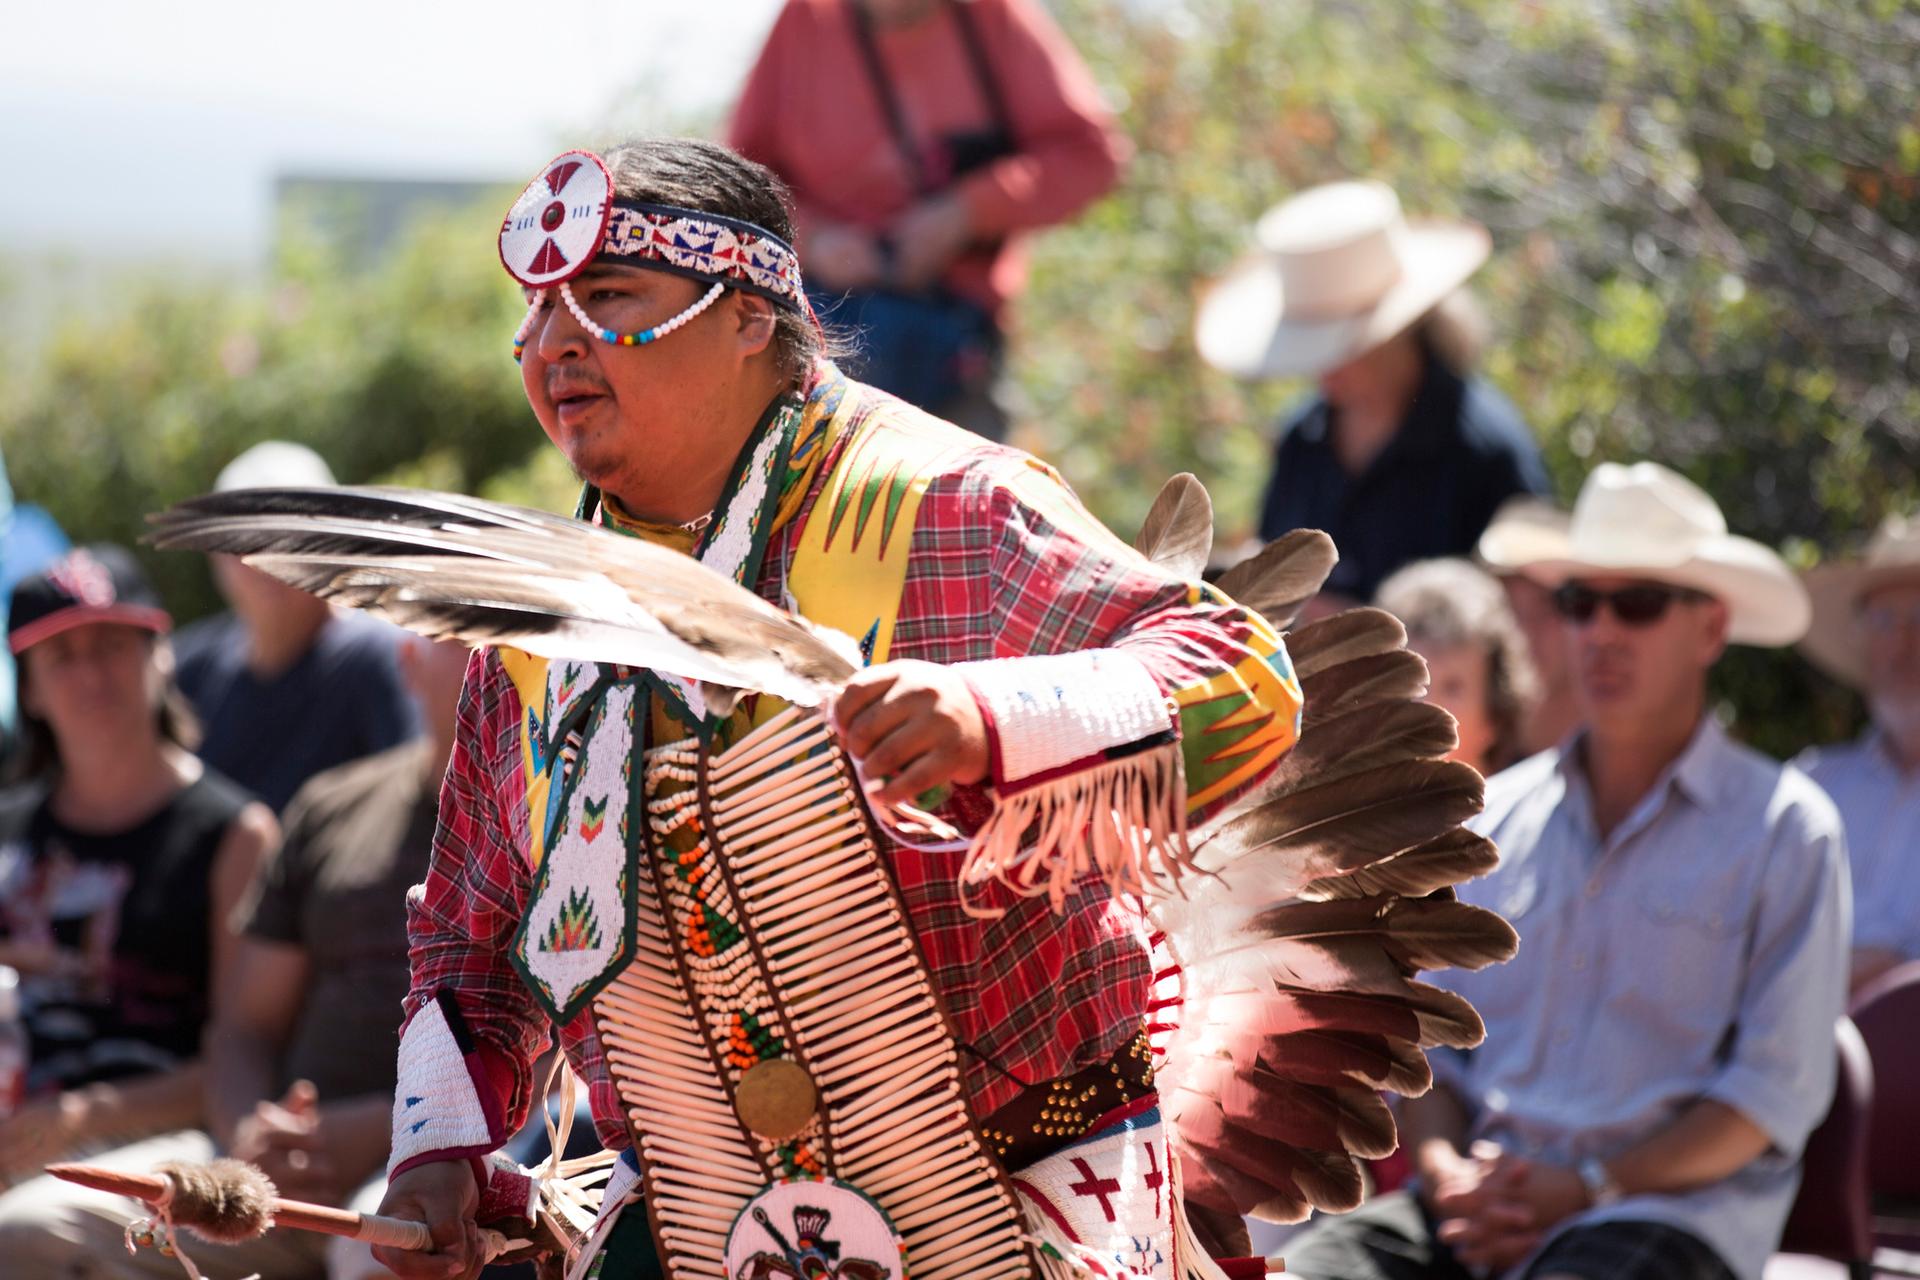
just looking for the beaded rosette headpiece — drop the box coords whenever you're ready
[500,149,807,360]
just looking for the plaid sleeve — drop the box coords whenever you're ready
[399,650,557,1157]
[975,455,1302,822]
[872,447,1302,1113]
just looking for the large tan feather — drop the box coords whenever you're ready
[1261,699,1460,799]
[1299,828,1501,901]
[1212,529,1337,630]
[147,488,862,706]
[1300,648,1432,724]
[1259,1029,1434,1095]
[1173,1098,1368,1221]
[1132,473,1214,579]
[1287,607,1409,680]
[1248,896,1518,975]
[1198,759,1484,885]
[1217,1068,1399,1159]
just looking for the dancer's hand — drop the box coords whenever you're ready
[374,1159,483,1279]
[833,660,989,807]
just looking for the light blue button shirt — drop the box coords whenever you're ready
[1797,731,1920,961]
[1433,716,1851,1280]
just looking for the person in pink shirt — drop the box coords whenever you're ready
[729,0,1126,437]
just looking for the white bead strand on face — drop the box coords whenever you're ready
[511,291,546,362]
[560,279,727,348]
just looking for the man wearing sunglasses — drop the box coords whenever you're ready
[1285,462,1849,1280]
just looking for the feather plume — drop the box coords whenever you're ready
[1286,607,1409,680]
[1133,473,1214,579]
[1196,759,1483,885]
[147,487,861,706]
[1173,1099,1367,1220]
[1218,1069,1398,1159]
[1258,1029,1433,1095]
[1248,896,1518,975]
[1258,699,1460,800]
[1153,513,1520,1225]
[1300,649,1432,724]
[1299,828,1500,902]
[1212,529,1338,630]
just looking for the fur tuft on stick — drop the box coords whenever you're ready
[153,1160,277,1243]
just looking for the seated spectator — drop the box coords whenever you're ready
[0,547,276,1186]
[1282,462,1848,1280]
[1196,181,1549,608]
[1478,497,1583,757]
[1375,557,1538,776]
[1796,512,1920,993]
[0,635,469,1279]
[730,0,1125,437]
[0,443,71,758]
[174,442,418,811]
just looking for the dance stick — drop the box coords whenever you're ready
[45,1160,518,1256]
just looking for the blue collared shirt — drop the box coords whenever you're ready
[1796,730,1920,962]
[1434,717,1851,1280]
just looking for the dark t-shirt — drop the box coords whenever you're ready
[1257,358,1550,602]
[0,771,253,1093]
[174,611,420,813]
[239,738,438,1101]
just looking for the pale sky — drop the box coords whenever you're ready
[2,0,785,263]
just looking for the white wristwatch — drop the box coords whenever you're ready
[1578,1156,1622,1206]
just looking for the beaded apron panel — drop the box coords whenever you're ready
[589,705,1034,1280]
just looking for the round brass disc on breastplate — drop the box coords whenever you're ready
[734,1058,819,1142]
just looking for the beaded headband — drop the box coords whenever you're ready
[501,149,807,357]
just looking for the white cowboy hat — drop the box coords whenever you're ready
[216,440,336,492]
[1477,461,1810,647]
[1799,514,1920,688]
[1476,496,1571,573]
[1194,181,1490,380]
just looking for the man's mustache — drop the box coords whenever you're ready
[547,374,612,399]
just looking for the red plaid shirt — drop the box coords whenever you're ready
[407,382,1290,1150]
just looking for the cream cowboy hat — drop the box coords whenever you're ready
[1799,514,1920,688]
[1475,496,1570,573]
[1194,180,1491,379]
[1477,461,1810,647]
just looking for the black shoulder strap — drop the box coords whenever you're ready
[847,0,1016,196]
[946,0,1015,141]
[848,0,932,194]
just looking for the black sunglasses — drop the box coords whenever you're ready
[1551,582,1709,626]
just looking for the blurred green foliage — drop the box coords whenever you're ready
[1015,0,1919,756]
[1,0,1915,756]
[0,206,572,624]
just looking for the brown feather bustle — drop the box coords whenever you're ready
[1136,489,1521,1229]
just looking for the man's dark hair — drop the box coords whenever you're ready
[601,138,827,383]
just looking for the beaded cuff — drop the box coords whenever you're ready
[955,650,1190,916]
[959,649,1173,787]
[388,991,506,1179]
